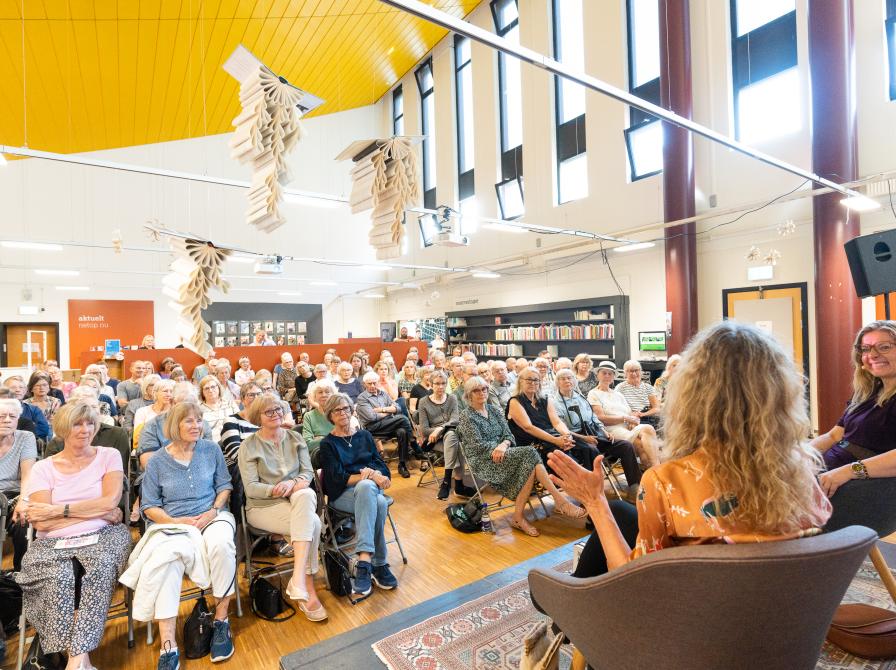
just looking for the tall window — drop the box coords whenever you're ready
[624,0,662,181]
[492,0,524,218]
[392,85,404,135]
[415,59,436,209]
[552,0,587,203]
[730,0,799,143]
[455,35,475,200]
[887,0,896,100]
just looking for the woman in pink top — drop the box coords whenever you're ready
[16,402,130,670]
[375,360,399,401]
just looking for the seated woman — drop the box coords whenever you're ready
[813,320,896,495]
[0,398,37,571]
[349,352,368,380]
[506,367,598,471]
[397,361,418,399]
[220,383,262,467]
[333,361,363,404]
[168,367,187,384]
[408,366,433,413]
[653,353,681,405]
[48,365,77,401]
[302,380,337,465]
[573,354,598,397]
[356,372,418,479]
[134,378,174,435]
[77,374,117,422]
[24,372,62,432]
[375,361,399,401]
[550,321,831,579]
[418,370,476,500]
[275,353,298,401]
[457,376,586,537]
[234,356,255,386]
[135,401,236,668]
[16,402,130,670]
[158,357,178,380]
[587,361,660,469]
[122,374,158,433]
[198,375,239,443]
[553,369,641,501]
[319,393,398,598]
[294,362,315,403]
[239,395,326,621]
[615,360,661,426]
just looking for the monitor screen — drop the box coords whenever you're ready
[639,331,666,351]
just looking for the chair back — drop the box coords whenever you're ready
[528,526,877,670]
[825,477,896,537]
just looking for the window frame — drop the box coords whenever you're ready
[495,175,525,220]
[625,0,662,181]
[454,35,475,201]
[552,0,587,204]
[887,0,896,101]
[392,84,404,136]
[415,58,436,209]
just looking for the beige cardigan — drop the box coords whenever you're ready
[237,429,313,510]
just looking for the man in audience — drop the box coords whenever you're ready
[115,360,147,408]
[85,363,116,400]
[192,351,216,384]
[298,352,311,364]
[356,371,416,478]
[515,358,529,377]
[396,326,413,340]
[489,360,513,410]
[461,351,478,366]
[505,357,518,384]
[4,376,50,440]
[453,364,479,408]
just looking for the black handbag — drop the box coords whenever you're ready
[0,571,22,634]
[249,568,295,622]
[23,635,66,670]
[445,499,483,533]
[182,596,214,659]
[324,547,368,604]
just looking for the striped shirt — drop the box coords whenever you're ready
[615,381,657,413]
[220,412,259,466]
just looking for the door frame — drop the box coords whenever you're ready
[721,282,810,379]
[0,322,61,368]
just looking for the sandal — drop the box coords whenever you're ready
[554,500,588,520]
[510,518,540,537]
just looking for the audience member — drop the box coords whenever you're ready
[4,376,50,440]
[615,360,661,425]
[158,357,177,380]
[169,367,187,383]
[192,352,216,385]
[134,379,175,435]
[319,393,398,597]
[139,334,155,349]
[313,364,329,382]
[334,361,363,404]
[294,361,315,401]
[303,380,337,464]
[375,360,400,401]
[457,377,585,537]
[505,357,518,384]
[431,350,447,372]
[251,329,273,346]
[349,352,368,380]
[476,361,492,382]
[199,376,239,443]
[488,360,513,410]
[48,365,76,401]
[220,383,262,467]
[447,357,465,393]
[116,360,147,409]
[408,366,434,413]
[24,372,61,432]
[549,321,831,579]
[275,353,298,401]
[573,354,597,396]
[0,398,36,570]
[84,364,116,400]
[122,374,158,433]
[78,373,118,420]
[532,358,555,395]
[235,357,255,386]
[215,362,242,403]
[652,353,681,404]
[17,402,130,670]
[356,371,416,479]
[137,383,212,467]
[397,360,418,398]
[44,388,130,474]
[239,395,326,620]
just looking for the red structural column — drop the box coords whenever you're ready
[809,0,862,431]
[659,0,697,354]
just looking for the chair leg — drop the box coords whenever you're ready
[147,620,154,645]
[127,588,135,649]
[234,576,243,618]
[386,510,408,565]
[570,647,587,670]
[870,545,896,607]
[15,610,27,670]
[602,461,623,500]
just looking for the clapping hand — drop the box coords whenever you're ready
[546,451,607,508]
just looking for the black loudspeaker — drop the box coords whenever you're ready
[844,229,896,298]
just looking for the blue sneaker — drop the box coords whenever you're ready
[158,648,180,670]
[353,560,373,596]
[372,563,398,590]
[210,619,234,662]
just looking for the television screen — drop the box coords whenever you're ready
[639,331,666,351]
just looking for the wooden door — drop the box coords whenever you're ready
[4,323,60,368]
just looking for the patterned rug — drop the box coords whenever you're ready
[372,559,896,670]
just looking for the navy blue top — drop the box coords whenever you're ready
[334,379,364,404]
[837,394,896,454]
[319,430,389,501]
[140,439,232,519]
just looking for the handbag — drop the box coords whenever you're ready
[827,603,896,659]
[324,547,368,604]
[445,499,483,533]
[23,635,66,670]
[0,571,22,634]
[250,568,296,622]
[182,596,214,659]
[519,620,564,670]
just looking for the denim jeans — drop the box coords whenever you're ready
[330,479,389,566]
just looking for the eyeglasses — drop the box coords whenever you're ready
[261,387,274,393]
[331,406,352,415]
[244,392,261,399]
[856,342,896,356]
[263,407,285,418]
[521,377,540,383]
[470,387,488,394]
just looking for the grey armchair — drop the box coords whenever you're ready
[528,526,876,670]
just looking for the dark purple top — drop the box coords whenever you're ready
[836,394,896,454]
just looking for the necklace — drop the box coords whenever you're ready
[335,433,353,448]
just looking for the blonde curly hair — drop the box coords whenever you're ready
[662,321,826,535]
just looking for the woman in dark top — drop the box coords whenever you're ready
[318,393,398,598]
[294,362,314,401]
[815,320,896,496]
[408,367,434,413]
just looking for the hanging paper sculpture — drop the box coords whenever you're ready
[337,137,421,260]
[162,238,230,357]
[224,45,325,233]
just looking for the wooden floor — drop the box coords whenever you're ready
[2,465,588,670]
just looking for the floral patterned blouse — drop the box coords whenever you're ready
[630,448,832,560]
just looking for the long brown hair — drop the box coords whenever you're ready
[848,320,896,410]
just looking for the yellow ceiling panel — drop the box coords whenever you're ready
[0,0,483,154]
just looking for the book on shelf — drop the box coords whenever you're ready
[493,323,614,341]
[573,308,612,321]
[462,342,523,357]
[446,317,467,327]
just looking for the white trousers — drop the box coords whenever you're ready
[154,512,237,621]
[246,488,321,574]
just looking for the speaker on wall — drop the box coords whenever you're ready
[844,229,896,298]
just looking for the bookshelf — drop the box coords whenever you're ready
[445,296,630,362]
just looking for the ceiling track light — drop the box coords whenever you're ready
[2,240,64,251]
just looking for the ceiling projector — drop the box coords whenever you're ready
[254,256,284,275]
[434,206,469,247]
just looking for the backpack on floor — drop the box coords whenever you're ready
[445,499,483,533]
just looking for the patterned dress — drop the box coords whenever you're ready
[457,403,541,500]
[631,448,832,560]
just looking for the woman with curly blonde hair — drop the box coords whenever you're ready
[813,320,896,497]
[547,320,831,578]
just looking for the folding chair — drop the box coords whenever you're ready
[240,502,294,583]
[409,411,443,488]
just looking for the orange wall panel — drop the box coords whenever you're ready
[67,300,155,368]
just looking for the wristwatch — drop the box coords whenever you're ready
[63,504,70,518]
[851,460,870,480]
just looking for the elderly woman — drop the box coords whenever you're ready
[457,377,586,537]
[239,395,325,620]
[532,357,555,395]
[334,361,363,404]
[375,360,400,401]
[319,393,398,597]
[47,365,76,401]
[168,367,187,384]
[553,369,641,501]
[587,361,660,469]
[78,373,117,421]
[140,334,156,349]
[24,371,62,429]
[653,353,681,404]
[235,356,255,386]
[275,353,298,401]
[303,379,337,464]
[397,361,418,398]
[134,378,175,434]
[408,366,433,413]
[615,360,661,425]
[0,398,37,571]
[16,402,130,670]
[122,373,159,433]
[158,357,178,380]
[220,383,262,466]
[214,362,241,403]
[573,354,597,396]
[356,371,416,479]
[294,361,315,401]
[813,320,896,495]
[133,402,236,667]
[199,375,239,443]
[548,321,831,579]
[418,370,477,500]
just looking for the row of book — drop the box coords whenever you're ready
[494,323,615,341]
[573,308,612,321]
[463,342,525,356]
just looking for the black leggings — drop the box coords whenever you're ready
[595,437,641,487]
[573,499,640,578]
